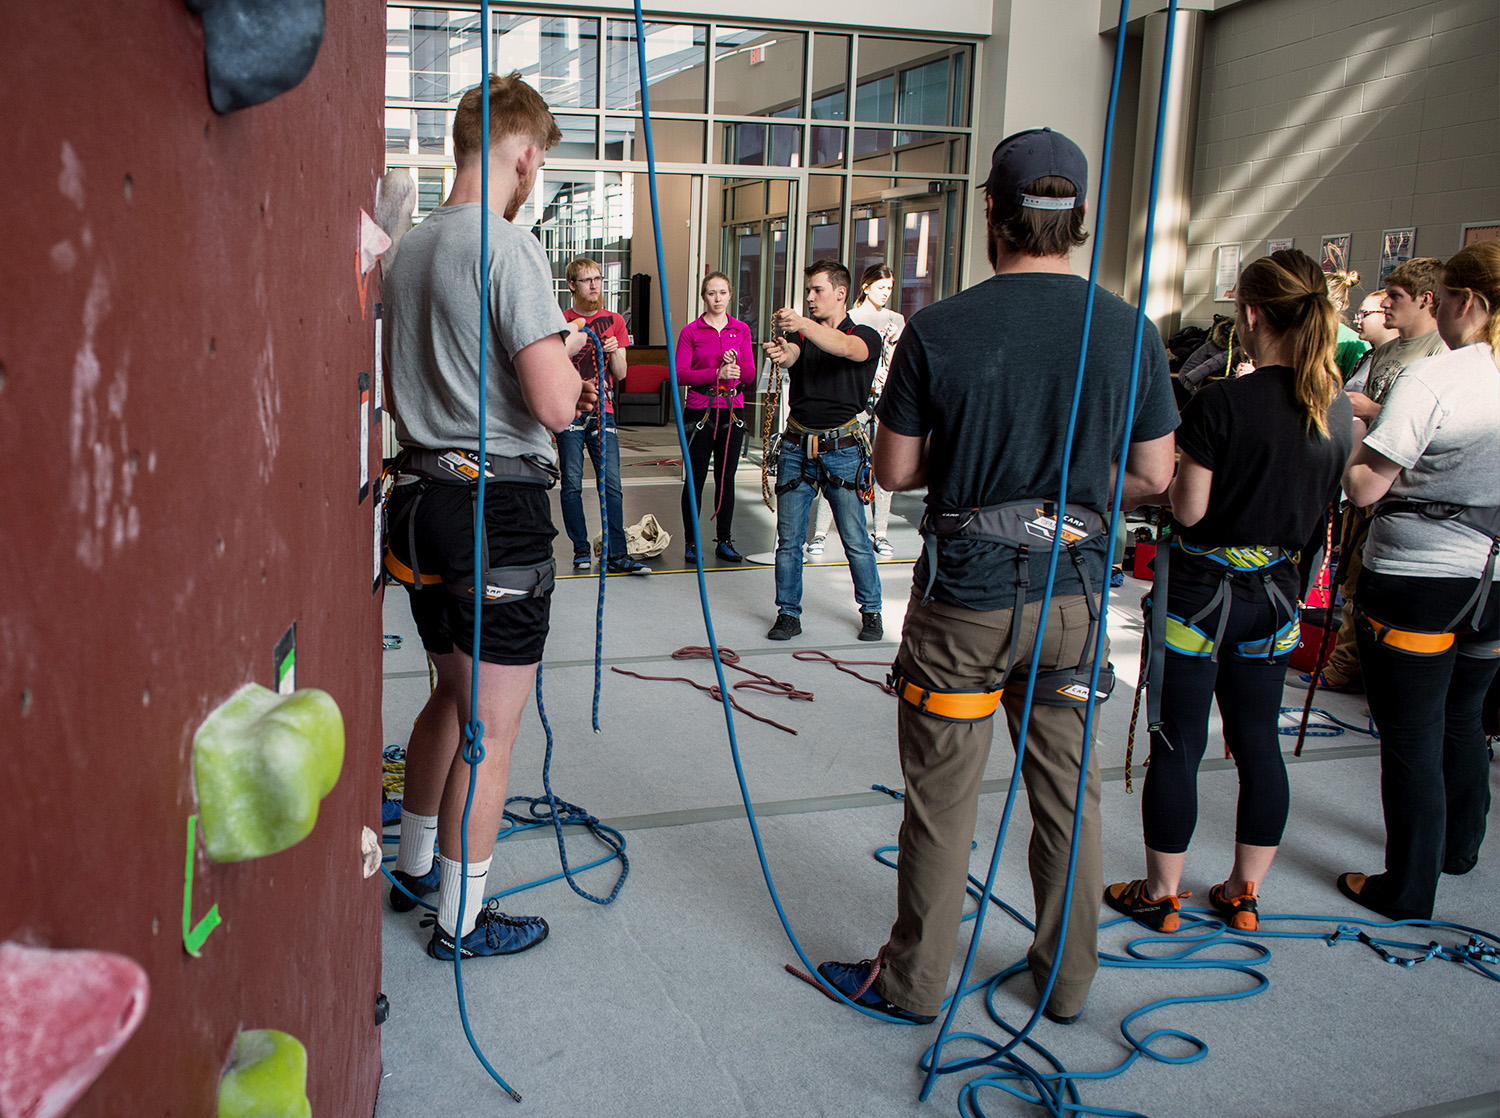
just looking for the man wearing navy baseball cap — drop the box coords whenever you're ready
[813,129,1179,1027]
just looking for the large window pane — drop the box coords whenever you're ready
[606,20,707,113]
[812,34,849,118]
[492,16,599,109]
[604,118,705,162]
[720,123,803,168]
[405,9,482,104]
[854,38,970,128]
[714,28,805,117]
[553,114,597,160]
[811,126,846,167]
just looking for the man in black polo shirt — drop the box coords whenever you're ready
[814,129,1177,1026]
[763,260,883,642]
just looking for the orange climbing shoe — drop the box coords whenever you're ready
[1208,880,1259,932]
[1104,879,1186,933]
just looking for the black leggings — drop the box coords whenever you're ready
[1352,569,1499,919]
[680,407,744,542]
[1141,564,1296,853]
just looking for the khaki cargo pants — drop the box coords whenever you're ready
[874,589,1104,1019]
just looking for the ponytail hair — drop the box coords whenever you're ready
[1237,249,1340,437]
[854,263,895,307]
[1441,242,1500,368]
[1324,267,1360,317]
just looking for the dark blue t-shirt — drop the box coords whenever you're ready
[877,272,1179,610]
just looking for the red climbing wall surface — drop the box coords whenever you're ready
[0,2,386,1115]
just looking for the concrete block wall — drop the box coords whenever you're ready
[1182,0,1498,325]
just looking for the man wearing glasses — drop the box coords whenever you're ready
[558,257,651,575]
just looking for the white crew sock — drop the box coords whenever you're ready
[436,854,493,938]
[393,811,438,876]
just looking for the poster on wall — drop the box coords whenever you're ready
[1319,234,1352,276]
[1268,238,1293,254]
[1380,228,1415,285]
[1461,221,1500,247]
[1213,244,1241,302]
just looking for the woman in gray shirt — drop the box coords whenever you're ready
[1337,241,1500,921]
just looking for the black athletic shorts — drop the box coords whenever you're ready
[388,479,556,665]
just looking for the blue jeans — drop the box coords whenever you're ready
[557,415,628,559]
[773,442,881,617]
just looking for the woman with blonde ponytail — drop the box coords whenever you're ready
[1106,250,1354,934]
[1325,267,1371,383]
[1336,240,1500,922]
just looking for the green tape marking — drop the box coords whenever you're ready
[183,814,223,957]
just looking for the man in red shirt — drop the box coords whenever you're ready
[559,256,650,574]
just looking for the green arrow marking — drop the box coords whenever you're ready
[183,815,223,957]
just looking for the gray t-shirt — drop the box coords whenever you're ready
[1363,328,1447,404]
[1364,343,1500,580]
[383,204,567,463]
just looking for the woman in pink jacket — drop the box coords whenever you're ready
[676,271,756,562]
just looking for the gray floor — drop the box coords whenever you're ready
[375,431,1500,1118]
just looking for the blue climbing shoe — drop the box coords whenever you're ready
[424,902,549,959]
[815,959,935,1024]
[389,863,440,913]
[715,540,744,563]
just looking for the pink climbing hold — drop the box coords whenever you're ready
[0,941,150,1118]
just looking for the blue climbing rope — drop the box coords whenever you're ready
[445,9,522,1098]
[628,0,927,1028]
[916,0,1172,1105]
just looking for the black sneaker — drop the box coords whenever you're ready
[1104,879,1186,933]
[572,547,592,571]
[389,863,441,913]
[816,959,935,1024]
[715,540,744,562]
[767,613,802,640]
[424,901,549,959]
[858,612,883,641]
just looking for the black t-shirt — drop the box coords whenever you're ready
[877,273,1179,610]
[787,315,882,429]
[1174,365,1353,558]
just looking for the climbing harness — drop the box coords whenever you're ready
[771,416,874,508]
[383,447,557,603]
[1353,497,1500,658]
[899,500,1116,726]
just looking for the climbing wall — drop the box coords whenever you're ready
[0,1,386,1115]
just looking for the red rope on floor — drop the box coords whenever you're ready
[791,649,895,693]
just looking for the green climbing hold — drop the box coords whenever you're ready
[218,1029,312,1118]
[194,683,344,863]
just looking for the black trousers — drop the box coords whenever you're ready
[1353,569,1499,920]
[679,407,744,543]
[1141,563,1296,854]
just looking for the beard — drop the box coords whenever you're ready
[573,293,604,314]
[504,167,536,223]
